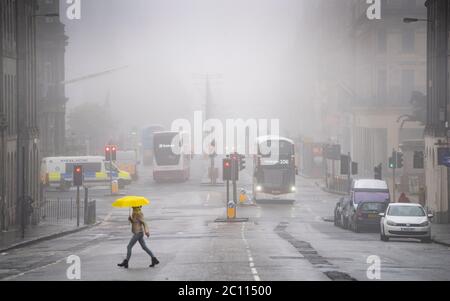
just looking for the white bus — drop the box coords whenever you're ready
[252,136,297,202]
[41,156,132,190]
[152,131,191,183]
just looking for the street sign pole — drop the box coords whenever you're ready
[392,149,396,203]
[76,185,80,227]
[393,166,396,203]
[110,158,113,195]
[84,187,88,225]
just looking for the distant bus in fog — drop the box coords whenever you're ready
[252,136,297,202]
[153,131,191,183]
[141,125,165,166]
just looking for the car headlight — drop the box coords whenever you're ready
[386,220,397,226]
[291,186,296,192]
[419,221,429,227]
[256,186,262,192]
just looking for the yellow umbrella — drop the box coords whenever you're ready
[112,196,150,208]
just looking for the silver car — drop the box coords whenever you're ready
[380,203,433,243]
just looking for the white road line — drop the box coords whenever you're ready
[241,223,261,282]
[3,257,65,281]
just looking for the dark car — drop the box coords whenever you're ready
[343,182,391,233]
[334,196,350,228]
[348,200,389,232]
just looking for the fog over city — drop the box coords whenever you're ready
[2,0,450,284]
[63,0,331,137]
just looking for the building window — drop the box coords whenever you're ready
[402,28,415,53]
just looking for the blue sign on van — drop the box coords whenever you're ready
[438,147,450,167]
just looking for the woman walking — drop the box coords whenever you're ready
[118,206,159,268]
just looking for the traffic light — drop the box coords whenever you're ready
[340,155,350,175]
[396,152,404,169]
[374,164,382,180]
[351,162,358,175]
[223,159,232,181]
[111,145,117,161]
[413,151,424,169]
[105,145,117,161]
[388,154,396,169]
[73,165,83,187]
[105,145,111,161]
[239,154,246,171]
[231,154,239,181]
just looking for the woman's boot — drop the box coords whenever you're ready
[150,257,159,267]
[118,259,128,268]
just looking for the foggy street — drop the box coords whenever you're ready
[1,159,449,281]
[2,0,450,287]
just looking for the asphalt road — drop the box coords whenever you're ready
[1,159,450,281]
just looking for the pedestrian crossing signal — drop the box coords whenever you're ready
[73,165,83,187]
[223,159,232,181]
[105,145,118,161]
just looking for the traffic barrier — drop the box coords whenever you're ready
[227,201,236,219]
[111,180,119,195]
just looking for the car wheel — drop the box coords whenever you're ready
[380,226,389,241]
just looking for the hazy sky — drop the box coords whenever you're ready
[63,0,311,135]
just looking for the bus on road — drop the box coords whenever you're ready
[252,136,297,202]
[153,131,191,183]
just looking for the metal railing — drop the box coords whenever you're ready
[38,198,96,225]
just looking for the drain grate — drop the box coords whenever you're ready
[324,271,357,281]
[275,222,356,281]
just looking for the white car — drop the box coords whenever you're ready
[380,203,433,243]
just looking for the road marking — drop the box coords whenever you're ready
[241,223,261,282]
[3,257,65,281]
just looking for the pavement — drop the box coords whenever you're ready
[0,160,450,281]
[0,186,115,253]
[0,223,96,254]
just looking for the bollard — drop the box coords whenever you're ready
[111,180,119,195]
[227,201,236,219]
[239,190,248,203]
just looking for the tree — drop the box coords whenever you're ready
[67,102,117,154]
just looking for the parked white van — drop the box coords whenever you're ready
[41,156,132,190]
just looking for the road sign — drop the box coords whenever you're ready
[325,144,341,160]
[438,147,450,167]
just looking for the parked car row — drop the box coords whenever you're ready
[334,179,433,243]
